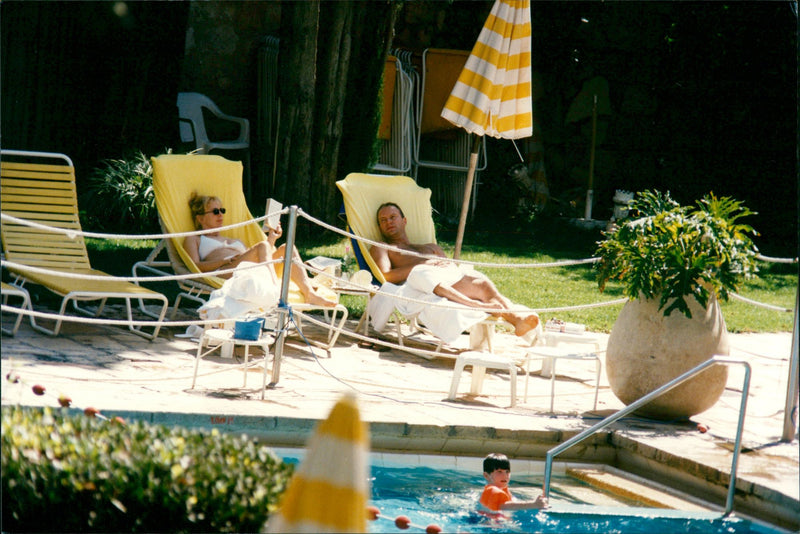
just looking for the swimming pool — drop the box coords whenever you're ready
[278,450,788,534]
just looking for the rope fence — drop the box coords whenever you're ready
[298,209,600,269]
[0,207,289,241]
[1,207,796,338]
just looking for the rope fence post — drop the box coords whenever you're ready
[781,282,799,442]
[263,205,298,396]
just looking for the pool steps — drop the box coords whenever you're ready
[566,466,711,511]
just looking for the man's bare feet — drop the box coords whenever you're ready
[514,313,540,337]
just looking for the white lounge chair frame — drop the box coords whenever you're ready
[1,150,168,340]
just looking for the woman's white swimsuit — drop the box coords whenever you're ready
[198,235,247,261]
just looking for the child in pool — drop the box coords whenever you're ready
[479,453,548,512]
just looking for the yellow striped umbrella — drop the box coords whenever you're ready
[441,0,532,258]
[266,393,370,533]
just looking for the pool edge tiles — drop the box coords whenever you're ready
[368,420,618,461]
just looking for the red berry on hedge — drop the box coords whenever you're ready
[395,515,411,529]
[32,384,46,396]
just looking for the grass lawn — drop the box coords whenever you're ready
[84,219,796,334]
[302,239,796,334]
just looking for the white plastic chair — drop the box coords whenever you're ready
[177,92,251,187]
[177,92,250,153]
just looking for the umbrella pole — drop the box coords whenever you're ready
[584,94,598,220]
[454,135,483,259]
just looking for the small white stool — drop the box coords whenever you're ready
[523,346,601,412]
[448,351,518,407]
[192,329,274,389]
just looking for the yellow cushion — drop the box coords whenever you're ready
[336,173,436,285]
[152,154,307,303]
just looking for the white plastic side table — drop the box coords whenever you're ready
[523,345,601,413]
[192,328,274,389]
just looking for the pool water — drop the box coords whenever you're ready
[280,452,785,534]
[367,464,780,534]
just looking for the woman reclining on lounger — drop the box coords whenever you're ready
[183,192,335,307]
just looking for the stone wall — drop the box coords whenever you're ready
[180,2,280,123]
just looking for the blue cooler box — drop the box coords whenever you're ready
[234,317,265,340]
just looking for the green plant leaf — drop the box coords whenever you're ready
[595,189,759,318]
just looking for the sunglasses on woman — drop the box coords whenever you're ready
[204,208,226,215]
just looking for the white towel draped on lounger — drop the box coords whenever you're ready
[368,280,488,345]
[198,261,279,321]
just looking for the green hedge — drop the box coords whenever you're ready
[2,406,294,532]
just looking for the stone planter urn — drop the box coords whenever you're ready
[606,293,729,420]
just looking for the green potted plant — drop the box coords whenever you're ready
[596,190,759,419]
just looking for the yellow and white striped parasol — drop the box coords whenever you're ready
[266,393,370,533]
[441,0,532,257]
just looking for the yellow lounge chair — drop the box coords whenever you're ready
[0,150,168,340]
[336,173,436,286]
[148,153,348,350]
[336,172,502,356]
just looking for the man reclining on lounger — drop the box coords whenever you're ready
[369,202,539,338]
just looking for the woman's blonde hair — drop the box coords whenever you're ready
[188,191,222,230]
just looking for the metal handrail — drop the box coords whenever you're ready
[543,355,751,517]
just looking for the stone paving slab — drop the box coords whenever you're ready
[1,312,797,529]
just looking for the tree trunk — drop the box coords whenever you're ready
[311,1,352,225]
[276,1,319,213]
[275,1,399,236]
[338,2,399,179]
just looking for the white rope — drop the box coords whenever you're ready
[302,258,622,314]
[298,209,599,269]
[0,304,267,328]
[533,299,628,313]
[730,292,793,313]
[293,309,497,361]
[2,208,794,335]
[756,253,798,264]
[0,207,289,241]
[1,256,283,283]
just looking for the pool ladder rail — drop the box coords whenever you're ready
[543,355,751,518]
